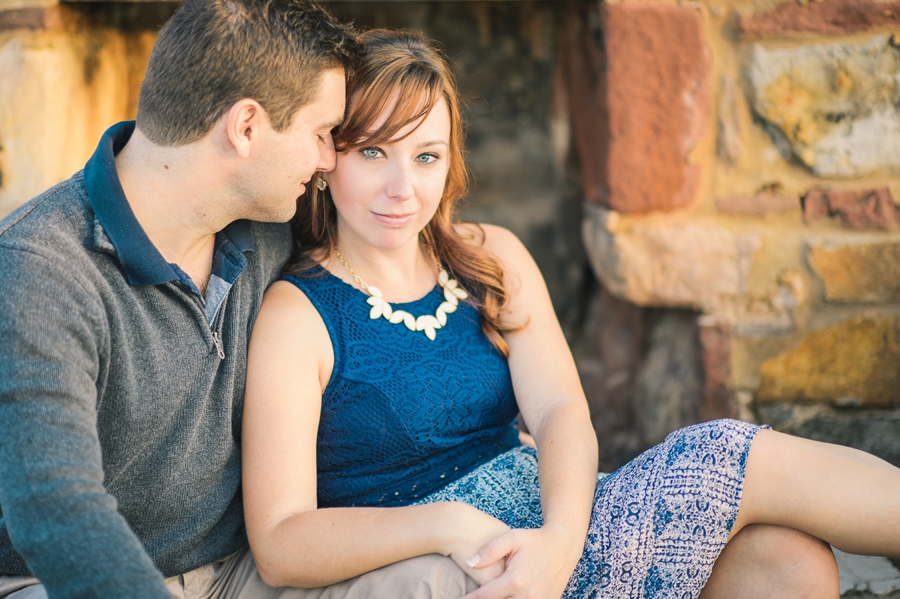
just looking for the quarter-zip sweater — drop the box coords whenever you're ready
[0,122,293,598]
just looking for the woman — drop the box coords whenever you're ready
[243,29,900,598]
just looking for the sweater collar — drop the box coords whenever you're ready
[83,121,255,286]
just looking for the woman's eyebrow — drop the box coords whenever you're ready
[417,140,448,148]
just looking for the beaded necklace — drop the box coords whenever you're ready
[334,249,469,341]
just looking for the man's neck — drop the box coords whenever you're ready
[115,128,232,293]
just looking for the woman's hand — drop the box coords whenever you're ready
[460,525,582,599]
[440,502,511,586]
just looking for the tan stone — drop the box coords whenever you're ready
[746,36,900,177]
[0,28,155,217]
[808,239,900,302]
[758,316,900,407]
[581,205,757,311]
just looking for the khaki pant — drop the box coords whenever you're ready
[0,547,477,599]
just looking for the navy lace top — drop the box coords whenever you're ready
[283,266,521,507]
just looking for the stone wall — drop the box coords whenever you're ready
[567,0,900,468]
[2,0,899,471]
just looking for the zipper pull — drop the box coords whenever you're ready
[212,331,225,360]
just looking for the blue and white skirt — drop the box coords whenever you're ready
[415,418,767,599]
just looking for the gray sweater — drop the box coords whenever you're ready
[0,123,293,598]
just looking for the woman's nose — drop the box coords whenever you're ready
[385,163,415,201]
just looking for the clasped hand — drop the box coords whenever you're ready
[444,503,580,599]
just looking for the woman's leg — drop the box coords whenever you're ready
[733,429,900,556]
[701,524,838,599]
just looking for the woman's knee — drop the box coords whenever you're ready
[702,524,839,599]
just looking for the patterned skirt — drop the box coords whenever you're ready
[415,418,767,599]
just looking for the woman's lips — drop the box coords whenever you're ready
[372,212,415,227]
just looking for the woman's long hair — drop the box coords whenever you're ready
[287,28,517,356]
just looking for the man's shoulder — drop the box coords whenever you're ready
[0,171,93,262]
[247,220,293,272]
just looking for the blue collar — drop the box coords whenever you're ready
[83,121,255,287]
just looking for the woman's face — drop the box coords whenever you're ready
[324,96,452,252]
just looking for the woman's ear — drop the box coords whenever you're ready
[224,99,267,159]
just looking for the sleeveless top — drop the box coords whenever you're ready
[283,266,521,508]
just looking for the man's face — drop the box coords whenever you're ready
[244,68,346,222]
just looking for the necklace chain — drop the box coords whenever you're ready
[333,248,468,341]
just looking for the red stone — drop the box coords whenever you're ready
[0,7,65,31]
[698,321,736,422]
[560,3,610,210]
[562,2,710,214]
[802,187,900,230]
[740,0,900,35]
[580,287,649,471]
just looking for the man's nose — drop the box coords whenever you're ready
[317,136,337,172]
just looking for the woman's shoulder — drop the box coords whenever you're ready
[455,222,532,266]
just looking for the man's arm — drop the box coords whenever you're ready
[0,248,170,598]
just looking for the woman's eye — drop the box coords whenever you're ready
[416,153,439,164]
[361,147,383,159]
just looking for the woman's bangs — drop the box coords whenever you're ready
[343,74,442,149]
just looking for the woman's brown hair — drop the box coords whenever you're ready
[287,28,517,356]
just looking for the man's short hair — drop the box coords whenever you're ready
[136,0,360,146]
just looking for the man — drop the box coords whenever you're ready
[0,1,476,597]
[0,0,840,597]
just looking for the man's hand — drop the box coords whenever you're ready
[460,526,581,599]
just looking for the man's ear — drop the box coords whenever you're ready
[224,99,267,159]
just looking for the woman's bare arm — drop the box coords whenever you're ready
[459,224,599,599]
[242,280,509,588]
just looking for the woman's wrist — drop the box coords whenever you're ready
[431,501,473,556]
[540,520,589,563]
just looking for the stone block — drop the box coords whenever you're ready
[803,187,900,230]
[834,549,900,596]
[0,29,155,217]
[634,310,702,445]
[578,286,648,471]
[0,6,64,31]
[564,2,710,214]
[758,316,900,407]
[698,319,737,422]
[717,191,798,216]
[808,239,900,302]
[740,0,900,35]
[746,36,900,177]
[582,205,757,311]
[758,402,900,467]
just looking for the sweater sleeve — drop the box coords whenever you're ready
[0,247,171,598]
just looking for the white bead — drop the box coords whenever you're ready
[368,286,384,298]
[389,310,407,324]
[382,303,393,319]
[369,304,383,320]
[403,312,416,331]
[438,270,449,285]
[444,288,459,306]
[366,296,383,307]
[436,308,447,326]
[439,301,457,314]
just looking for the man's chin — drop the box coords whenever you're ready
[245,201,299,224]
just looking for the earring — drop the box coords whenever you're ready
[316,179,328,191]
